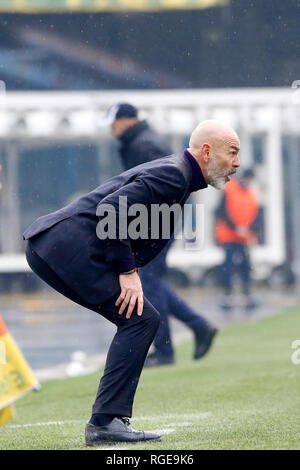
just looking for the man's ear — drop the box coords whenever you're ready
[201,143,210,163]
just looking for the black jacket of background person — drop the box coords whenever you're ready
[23,151,207,305]
[119,120,172,170]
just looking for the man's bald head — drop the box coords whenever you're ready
[188,120,240,190]
[189,120,239,151]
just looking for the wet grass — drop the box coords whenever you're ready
[0,307,299,450]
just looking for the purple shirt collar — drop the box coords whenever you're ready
[184,149,208,192]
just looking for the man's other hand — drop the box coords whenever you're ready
[116,271,144,319]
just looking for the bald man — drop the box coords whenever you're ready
[23,120,240,446]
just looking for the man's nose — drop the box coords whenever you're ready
[233,156,240,167]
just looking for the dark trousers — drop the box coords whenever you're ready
[25,243,160,418]
[222,243,252,296]
[141,242,209,357]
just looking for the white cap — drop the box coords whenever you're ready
[98,103,138,127]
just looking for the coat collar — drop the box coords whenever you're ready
[184,149,208,192]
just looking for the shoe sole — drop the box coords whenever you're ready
[86,436,162,447]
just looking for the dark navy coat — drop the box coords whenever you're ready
[23,151,207,304]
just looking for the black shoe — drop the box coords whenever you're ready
[193,326,218,360]
[220,302,233,311]
[144,352,175,368]
[220,295,234,311]
[85,417,161,446]
[244,296,259,311]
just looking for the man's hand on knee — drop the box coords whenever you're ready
[116,271,144,319]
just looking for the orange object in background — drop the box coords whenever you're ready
[215,179,258,245]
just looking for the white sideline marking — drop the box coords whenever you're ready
[151,428,175,435]
[134,412,212,421]
[164,422,191,427]
[6,412,211,430]
[7,420,81,429]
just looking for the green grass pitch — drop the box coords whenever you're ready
[0,307,299,450]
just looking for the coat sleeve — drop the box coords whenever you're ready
[96,164,186,273]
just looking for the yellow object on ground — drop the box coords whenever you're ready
[0,404,15,426]
[0,316,39,425]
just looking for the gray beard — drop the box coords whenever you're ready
[206,160,227,190]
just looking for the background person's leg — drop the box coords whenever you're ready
[222,243,235,296]
[237,244,257,310]
[141,243,216,364]
[159,280,217,360]
[220,243,236,310]
[238,244,252,296]
[141,250,173,359]
[160,281,210,332]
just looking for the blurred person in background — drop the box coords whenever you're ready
[103,103,217,367]
[215,169,259,311]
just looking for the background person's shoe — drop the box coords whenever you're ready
[243,295,259,311]
[85,417,161,446]
[193,326,218,360]
[144,352,175,368]
[220,294,234,311]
